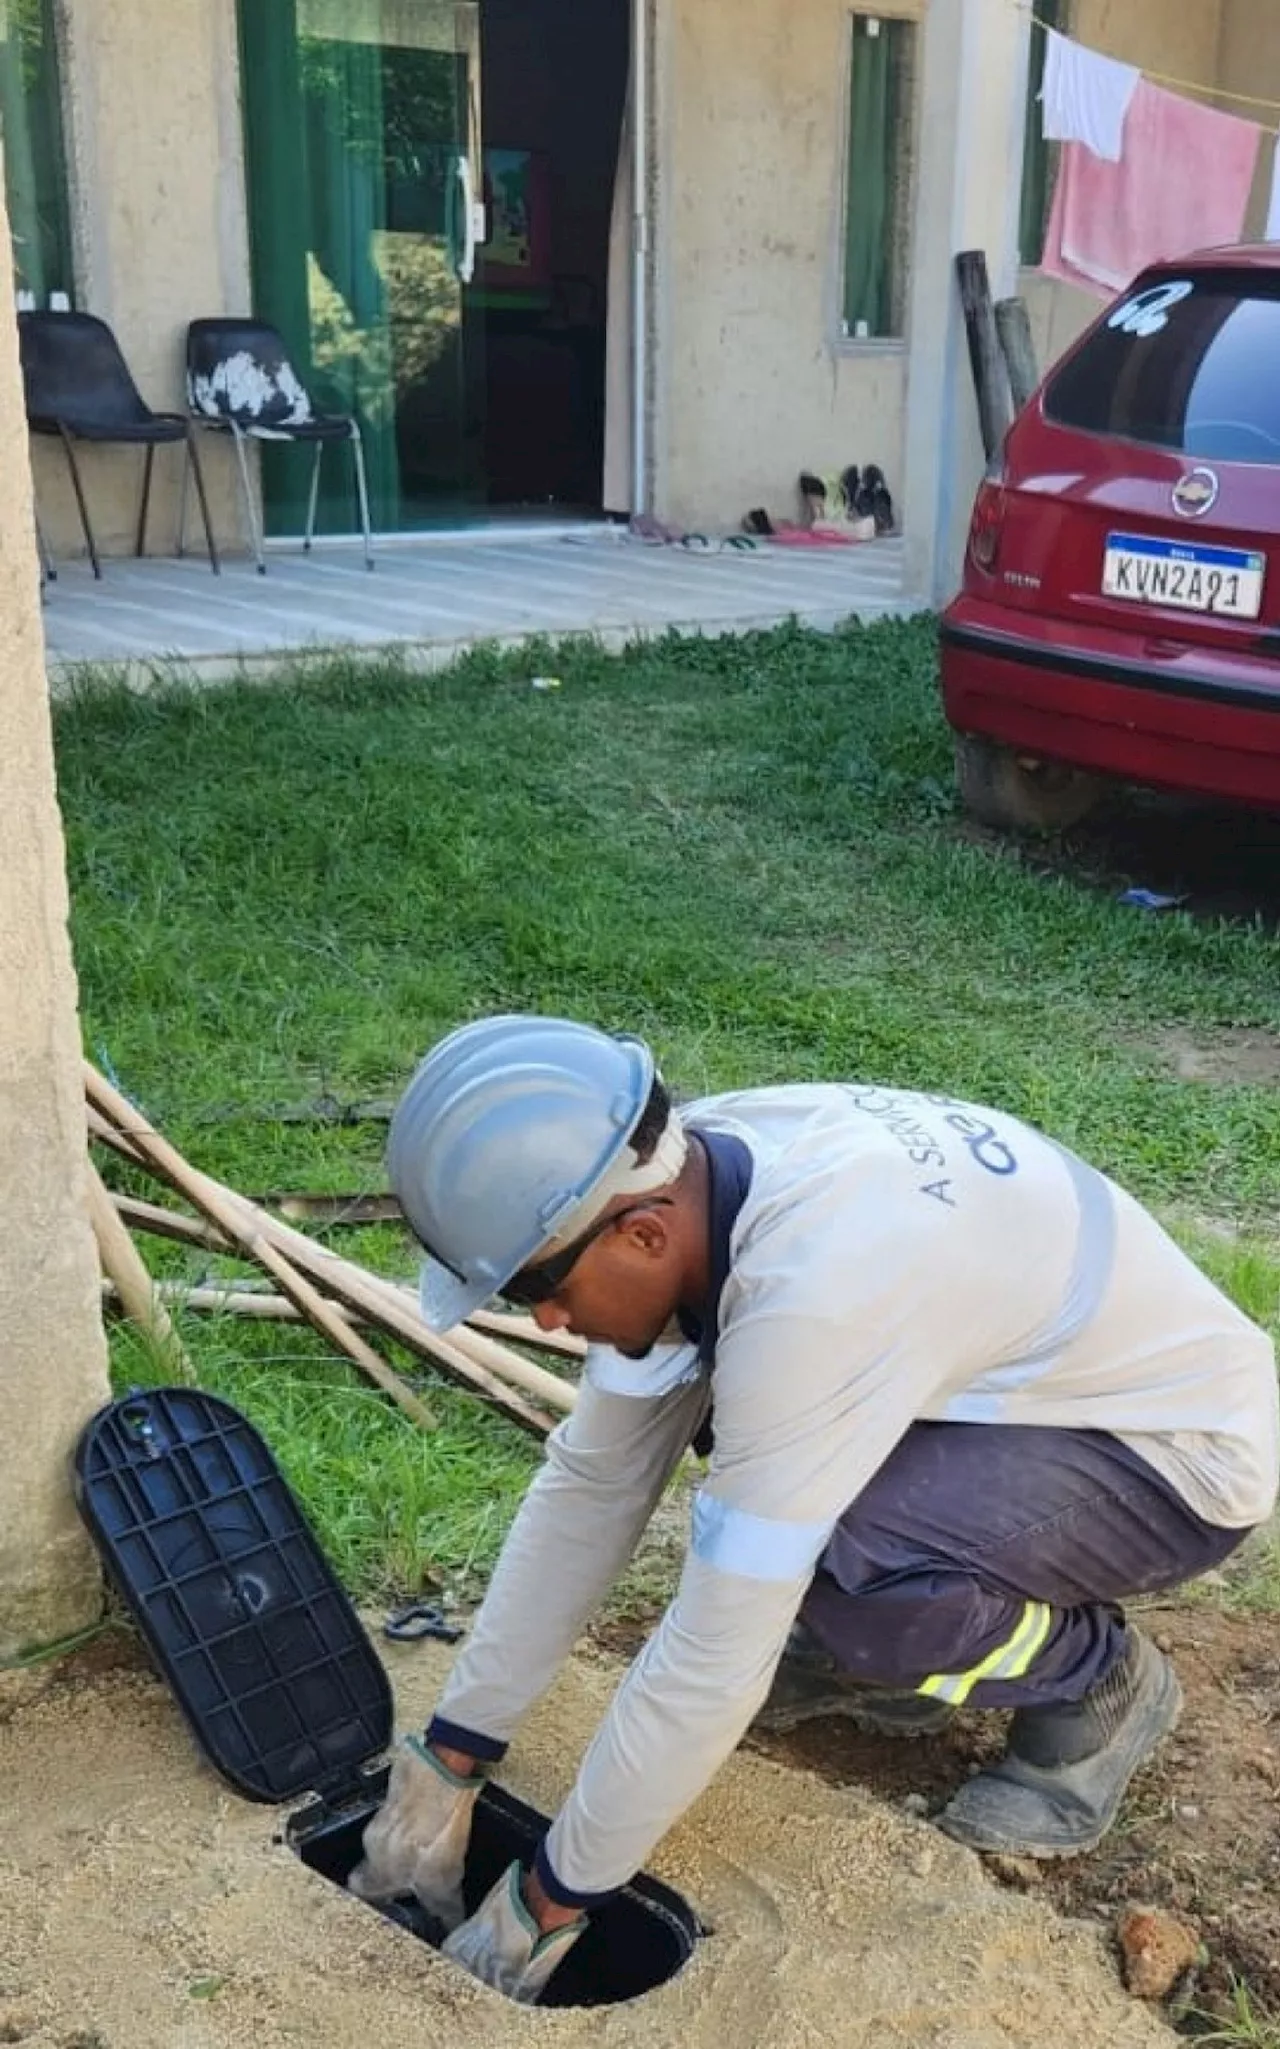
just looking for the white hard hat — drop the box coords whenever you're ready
[386,1015,687,1330]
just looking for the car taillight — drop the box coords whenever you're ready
[968,479,1005,572]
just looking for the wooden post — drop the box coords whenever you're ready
[995,296,1039,413]
[956,250,1011,462]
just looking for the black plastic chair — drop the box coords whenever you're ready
[184,318,374,574]
[18,311,220,580]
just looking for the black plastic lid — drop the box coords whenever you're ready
[75,1387,392,1804]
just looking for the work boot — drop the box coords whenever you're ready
[936,1628,1181,1858]
[754,1623,955,1738]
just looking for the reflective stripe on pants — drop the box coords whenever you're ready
[918,1598,1054,1705]
[798,1423,1246,1711]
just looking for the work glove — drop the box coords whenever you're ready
[348,1735,483,1931]
[442,1861,585,2005]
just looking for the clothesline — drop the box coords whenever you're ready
[1031,13,1278,296]
[1025,6,1280,126]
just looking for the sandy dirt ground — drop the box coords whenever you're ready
[0,1628,1175,2049]
[746,1602,1280,2021]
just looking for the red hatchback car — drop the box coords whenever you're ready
[941,248,1280,832]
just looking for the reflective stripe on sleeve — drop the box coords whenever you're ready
[917,1599,1054,1705]
[691,1491,832,1583]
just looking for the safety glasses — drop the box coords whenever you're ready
[502,1198,673,1308]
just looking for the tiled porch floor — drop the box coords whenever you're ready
[41,530,917,679]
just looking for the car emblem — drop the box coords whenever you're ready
[1172,468,1219,518]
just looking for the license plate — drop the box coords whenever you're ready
[1102,532,1264,619]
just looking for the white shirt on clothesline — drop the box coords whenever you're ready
[1040,26,1141,162]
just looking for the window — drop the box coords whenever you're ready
[1017,0,1063,268]
[1043,272,1280,464]
[842,13,915,341]
[0,0,73,302]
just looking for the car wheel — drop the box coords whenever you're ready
[953,735,1102,834]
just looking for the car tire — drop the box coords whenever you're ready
[953,735,1102,834]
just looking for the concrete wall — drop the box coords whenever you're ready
[34,0,250,563]
[1020,266,1100,379]
[653,0,919,535]
[900,0,1030,605]
[1211,0,1280,243]
[1072,0,1223,80]
[1217,0,1280,101]
[0,185,111,1655]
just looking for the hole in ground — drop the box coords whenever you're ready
[288,1771,702,2007]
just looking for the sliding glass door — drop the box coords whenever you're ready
[238,0,484,534]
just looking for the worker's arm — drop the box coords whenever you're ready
[532,1157,980,1907]
[428,1342,708,1762]
[533,1328,923,1903]
[524,1101,1110,1908]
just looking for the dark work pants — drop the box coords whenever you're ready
[799,1423,1248,1708]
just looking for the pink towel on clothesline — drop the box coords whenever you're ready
[1041,78,1260,298]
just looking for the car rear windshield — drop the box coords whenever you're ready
[1043,270,1280,465]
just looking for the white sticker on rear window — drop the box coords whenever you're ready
[1107,280,1194,338]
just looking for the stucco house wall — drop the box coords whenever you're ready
[31,0,250,561]
[22,0,1275,584]
[653,0,919,536]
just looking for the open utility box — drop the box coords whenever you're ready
[74,1387,701,2008]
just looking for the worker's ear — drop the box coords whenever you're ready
[616,1204,673,1260]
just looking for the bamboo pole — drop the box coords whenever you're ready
[112,1191,234,1254]
[103,1280,300,1320]
[87,1102,147,1166]
[101,1284,567,1429]
[243,1226,576,1416]
[85,1160,197,1382]
[109,1197,583,1396]
[103,1198,586,1366]
[189,1178,565,1427]
[466,1306,587,1361]
[259,1191,404,1226]
[97,1278,437,1422]
[101,1281,410,1346]
[85,1063,556,1436]
[85,1065,438,1434]
[427,1316,574,1414]
[229,1212,572,1421]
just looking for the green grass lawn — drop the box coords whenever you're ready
[55,618,1280,1600]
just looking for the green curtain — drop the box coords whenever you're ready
[0,0,73,302]
[238,0,401,532]
[843,19,907,339]
[302,35,401,523]
[1018,0,1061,268]
[239,0,322,528]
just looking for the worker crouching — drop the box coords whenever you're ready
[349,1016,1279,2002]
